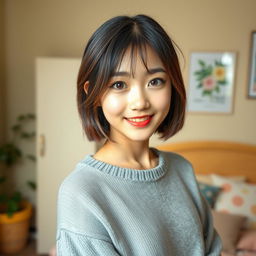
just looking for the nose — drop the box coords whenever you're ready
[128,87,150,110]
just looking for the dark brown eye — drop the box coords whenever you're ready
[110,81,127,90]
[148,78,165,87]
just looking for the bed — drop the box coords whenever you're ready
[157,140,256,256]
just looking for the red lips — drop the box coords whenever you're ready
[125,115,153,127]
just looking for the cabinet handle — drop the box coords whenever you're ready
[39,134,45,157]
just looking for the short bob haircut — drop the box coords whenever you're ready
[77,14,186,141]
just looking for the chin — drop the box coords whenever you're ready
[125,131,154,142]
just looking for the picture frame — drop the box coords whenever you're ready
[187,52,236,114]
[248,31,256,98]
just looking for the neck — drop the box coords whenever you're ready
[94,139,158,170]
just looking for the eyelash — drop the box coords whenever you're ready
[109,78,166,90]
[109,81,127,90]
[148,78,166,87]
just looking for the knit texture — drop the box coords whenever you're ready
[57,149,222,255]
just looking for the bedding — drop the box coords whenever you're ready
[212,175,256,229]
[212,210,246,254]
[198,182,221,207]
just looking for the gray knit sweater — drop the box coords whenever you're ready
[57,149,222,255]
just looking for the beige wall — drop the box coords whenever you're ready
[4,0,256,201]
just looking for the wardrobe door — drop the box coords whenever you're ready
[36,57,95,253]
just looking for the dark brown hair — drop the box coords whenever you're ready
[77,14,186,141]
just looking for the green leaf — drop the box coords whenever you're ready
[194,70,203,75]
[206,65,213,74]
[215,60,224,66]
[26,154,36,162]
[0,113,36,207]
[17,114,26,122]
[21,132,29,138]
[6,201,19,217]
[21,131,35,139]
[6,192,22,217]
[27,181,36,191]
[195,72,209,81]
[198,60,206,67]
[11,191,22,201]
[202,90,212,96]
[27,113,36,120]
[218,79,227,85]
[11,124,22,132]
[0,144,22,166]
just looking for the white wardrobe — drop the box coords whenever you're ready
[36,58,95,253]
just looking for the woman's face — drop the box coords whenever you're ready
[100,45,171,143]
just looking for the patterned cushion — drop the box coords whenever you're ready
[198,182,221,208]
[212,175,256,229]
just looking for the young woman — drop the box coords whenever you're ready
[57,14,222,255]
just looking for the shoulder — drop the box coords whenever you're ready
[159,149,193,171]
[158,150,205,206]
[57,156,110,221]
[157,149,197,183]
[57,158,111,236]
[58,158,104,202]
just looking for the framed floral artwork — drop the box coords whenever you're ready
[248,31,256,98]
[187,52,236,114]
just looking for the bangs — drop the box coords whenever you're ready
[114,41,151,78]
[107,32,152,81]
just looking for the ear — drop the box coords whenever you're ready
[83,81,90,94]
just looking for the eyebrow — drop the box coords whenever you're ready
[112,68,166,77]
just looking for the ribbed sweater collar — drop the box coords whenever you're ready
[82,148,167,182]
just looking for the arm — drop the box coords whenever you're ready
[182,159,222,255]
[200,195,222,256]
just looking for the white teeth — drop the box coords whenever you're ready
[127,117,149,122]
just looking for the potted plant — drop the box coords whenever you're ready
[0,113,36,254]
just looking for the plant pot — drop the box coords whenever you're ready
[0,201,32,254]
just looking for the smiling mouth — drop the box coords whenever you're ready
[125,115,153,127]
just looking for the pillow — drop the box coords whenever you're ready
[211,210,246,253]
[212,175,256,229]
[198,182,221,207]
[237,229,256,251]
[196,174,246,185]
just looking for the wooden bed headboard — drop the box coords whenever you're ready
[157,141,256,183]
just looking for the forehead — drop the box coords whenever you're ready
[116,44,164,73]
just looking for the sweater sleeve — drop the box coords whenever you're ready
[201,195,222,255]
[56,169,121,256]
[57,229,121,256]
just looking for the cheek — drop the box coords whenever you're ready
[101,94,125,117]
[152,88,171,113]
